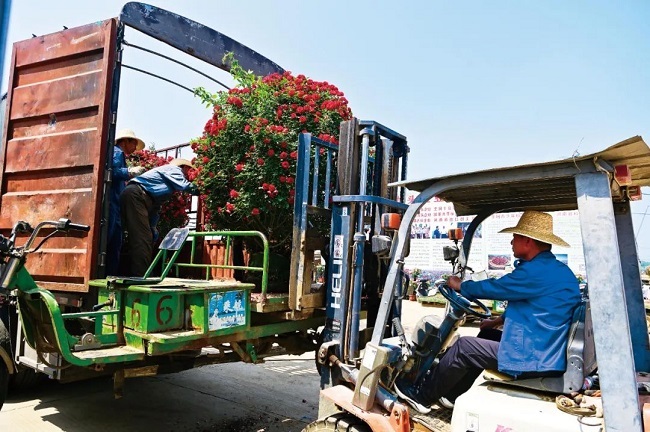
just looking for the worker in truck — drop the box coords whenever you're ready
[120,158,198,276]
[396,210,580,413]
[107,129,145,276]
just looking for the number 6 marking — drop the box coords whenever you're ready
[156,295,173,325]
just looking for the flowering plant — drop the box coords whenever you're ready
[126,149,192,239]
[191,57,352,255]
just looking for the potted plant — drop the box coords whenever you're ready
[190,56,352,290]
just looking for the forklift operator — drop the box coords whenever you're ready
[396,210,581,413]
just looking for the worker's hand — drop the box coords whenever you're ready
[128,166,146,178]
[480,316,503,330]
[447,276,462,292]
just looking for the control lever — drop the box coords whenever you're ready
[392,317,414,374]
[392,317,408,346]
[92,298,113,311]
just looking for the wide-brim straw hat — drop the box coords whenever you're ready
[115,129,145,151]
[169,158,195,169]
[499,210,570,247]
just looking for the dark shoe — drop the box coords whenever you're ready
[394,379,431,414]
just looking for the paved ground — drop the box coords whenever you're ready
[0,300,475,432]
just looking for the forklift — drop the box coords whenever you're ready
[308,135,650,432]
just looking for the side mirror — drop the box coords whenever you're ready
[443,245,459,262]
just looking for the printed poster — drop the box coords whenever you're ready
[208,290,247,331]
[403,192,586,281]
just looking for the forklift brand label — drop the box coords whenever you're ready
[326,318,341,332]
[208,290,246,331]
[330,258,343,309]
[333,235,344,259]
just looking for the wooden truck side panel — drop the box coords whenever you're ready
[0,19,118,293]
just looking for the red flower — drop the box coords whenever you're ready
[193,63,352,256]
[227,96,243,108]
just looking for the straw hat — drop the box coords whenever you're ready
[115,129,145,151]
[169,158,195,169]
[499,211,570,247]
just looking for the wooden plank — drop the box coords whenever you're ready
[0,190,94,228]
[40,281,89,294]
[10,109,99,139]
[27,249,88,279]
[15,51,104,87]
[4,171,94,194]
[12,235,88,250]
[299,292,324,309]
[10,71,103,119]
[5,129,99,173]
[14,21,110,68]
[0,18,117,293]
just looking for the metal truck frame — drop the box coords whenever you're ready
[0,2,409,409]
[309,136,650,432]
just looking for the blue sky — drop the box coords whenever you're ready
[3,1,649,259]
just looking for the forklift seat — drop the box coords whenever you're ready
[484,299,596,394]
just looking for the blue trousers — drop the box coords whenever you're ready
[422,336,499,404]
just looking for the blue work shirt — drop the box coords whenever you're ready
[130,164,194,201]
[109,146,131,235]
[460,251,580,376]
[129,164,196,228]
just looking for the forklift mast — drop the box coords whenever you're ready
[320,119,409,377]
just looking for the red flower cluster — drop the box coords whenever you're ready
[127,149,192,239]
[192,58,352,255]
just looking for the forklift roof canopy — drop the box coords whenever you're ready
[395,136,650,216]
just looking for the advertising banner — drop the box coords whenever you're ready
[403,192,586,281]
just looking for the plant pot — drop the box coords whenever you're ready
[409,294,417,301]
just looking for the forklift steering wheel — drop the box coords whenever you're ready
[438,284,492,319]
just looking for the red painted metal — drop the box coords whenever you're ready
[0,19,118,293]
[319,385,411,432]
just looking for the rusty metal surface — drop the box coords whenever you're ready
[318,385,410,432]
[0,19,118,293]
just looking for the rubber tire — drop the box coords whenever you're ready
[0,320,10,411]
[9,367,42,392]
[302,412,371,432]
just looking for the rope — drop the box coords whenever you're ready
[555,395,597,417]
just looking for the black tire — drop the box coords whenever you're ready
[302,412,371,432]
[0,320,10,411]
[0,319,43,393]
[9,367,42,392]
